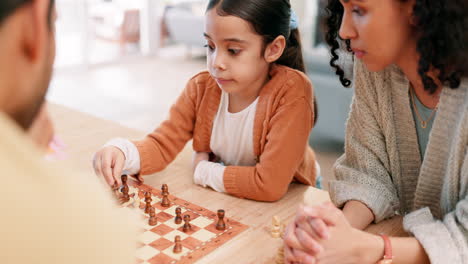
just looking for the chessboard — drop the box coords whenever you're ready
[119,177,249,264]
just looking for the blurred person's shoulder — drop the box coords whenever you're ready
[0,112,137,264]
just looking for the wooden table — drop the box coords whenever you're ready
[49,103,408,264]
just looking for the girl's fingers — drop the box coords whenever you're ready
[95,154,114,187]
[101,152,115,186]
[112,151,125,186]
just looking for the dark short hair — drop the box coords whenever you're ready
[0,0,54,27]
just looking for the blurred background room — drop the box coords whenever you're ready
[48,0,354,187]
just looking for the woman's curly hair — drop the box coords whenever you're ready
[324,0,468,93]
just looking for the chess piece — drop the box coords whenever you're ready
[275,245,285,264]
[161,192,170,207]
[182,215,192,232]
[271,216,281,238]
[121,174,128,186]
[144,192,152,214]
[121,184,130,203]
[175,207,182,224]
[173,235,182,254]
[216,209,226,231]
[148,207,158,226]
[161,184,169,195]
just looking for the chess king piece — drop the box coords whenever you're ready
[144,192,152,214]
[271,216,281,238]
[216,209,226,231]
[148,207,158,226]
[182,215,192,232]
[173,235,182,253]
[175,207,182,224]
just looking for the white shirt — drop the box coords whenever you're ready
[194,91,259,192]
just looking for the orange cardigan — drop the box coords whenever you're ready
[134,64,317,201]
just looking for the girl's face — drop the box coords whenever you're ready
[204,9,271,95]
[339,0,416,71]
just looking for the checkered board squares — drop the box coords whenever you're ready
[123,179,248,264]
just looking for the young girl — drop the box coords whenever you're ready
[284,0,467,263]
[93,0,319,202]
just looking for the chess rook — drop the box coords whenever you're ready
[216,209,226,231]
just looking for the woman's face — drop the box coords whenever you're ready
[338,0,417,71]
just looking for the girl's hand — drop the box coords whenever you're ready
[93,146,126,188]
[192,152,209,172]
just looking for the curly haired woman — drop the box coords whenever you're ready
[283,0,468,263]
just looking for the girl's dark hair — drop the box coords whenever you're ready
[324,0,468,93]
[206,0,305,73]
[1,0,55,27]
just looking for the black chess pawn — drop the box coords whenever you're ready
[216,209,226,231]
[119,175,130,202]
[121,184,130,203]
[175,207,182,224]
[161,184,169,195]
[173,235,182,253]
[148,207,158,226]
[161,192,170,207]
[144,192,152,214]
[182,215,192,232]
[121,175,128,186]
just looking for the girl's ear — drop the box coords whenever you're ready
[264,35,286,63]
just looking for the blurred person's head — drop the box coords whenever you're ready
[0,0,56,130]
[204,0,305,96]
[324,0,468,93]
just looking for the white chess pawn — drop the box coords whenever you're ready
[271,216,281,238]
[275,245,285,264]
